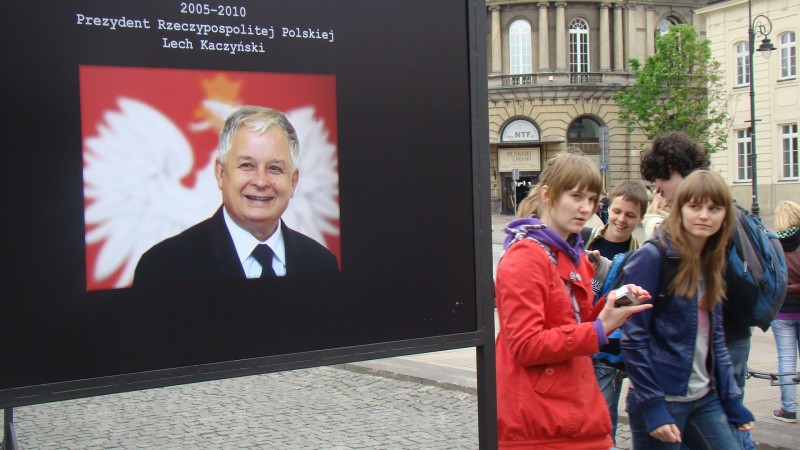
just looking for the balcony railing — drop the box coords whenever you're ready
[569,73,604,84]
[502,74,538,86]
[494,72,628,89]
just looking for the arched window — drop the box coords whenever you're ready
[735,41,750,86]
[569,19,590,74]
[780,32,796,79]
[658,17,680,35]
[509,19,532,75]
[567,117,602,154]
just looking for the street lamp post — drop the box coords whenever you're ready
[747,0,776,217]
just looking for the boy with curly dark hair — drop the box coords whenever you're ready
[640,131,710,208]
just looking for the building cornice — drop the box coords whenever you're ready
[695,0,747,15]
[488,84,625,102]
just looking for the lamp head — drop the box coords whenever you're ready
[757,37,777,52]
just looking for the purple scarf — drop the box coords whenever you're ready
[502,217,584,267]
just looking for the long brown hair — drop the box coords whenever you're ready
[660,170,734,309]
[517,150,602,218]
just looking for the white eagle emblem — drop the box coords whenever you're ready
[83,98,339,289]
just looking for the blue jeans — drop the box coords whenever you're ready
[772,319,800,413]
[726,337,756,450]
[626,390,740,450]
[593,358,624,443]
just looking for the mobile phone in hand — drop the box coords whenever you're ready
[613,286,638,307]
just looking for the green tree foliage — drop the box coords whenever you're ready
[614,24,728,153]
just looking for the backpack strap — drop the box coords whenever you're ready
[730,206,746,261]
[643,237,679,319]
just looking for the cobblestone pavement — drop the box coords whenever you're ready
[3,367,479,449]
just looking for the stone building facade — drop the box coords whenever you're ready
[486,0,710,214]
[697,0,799,215]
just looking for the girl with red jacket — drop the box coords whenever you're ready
[495,151,651,449]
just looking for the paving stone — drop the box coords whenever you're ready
[3,367,479,449]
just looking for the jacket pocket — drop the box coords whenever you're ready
[533,365,557,394]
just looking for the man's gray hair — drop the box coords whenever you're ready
[217,106,299,170]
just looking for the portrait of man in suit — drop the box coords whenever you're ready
[133,105,340,287]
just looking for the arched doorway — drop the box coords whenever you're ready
[499,119,542,214]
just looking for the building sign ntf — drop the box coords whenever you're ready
[501,119,540,142]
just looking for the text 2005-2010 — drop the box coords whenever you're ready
[180,2,246,18]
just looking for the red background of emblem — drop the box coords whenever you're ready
[80,66,339,291]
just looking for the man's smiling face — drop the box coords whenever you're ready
[604,196,643,243]
[215,127,298,241]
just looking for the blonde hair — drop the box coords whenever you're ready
[517,150,602,218]
[775,200,800,232]
[646,192,667,216]
[661,170,733,309]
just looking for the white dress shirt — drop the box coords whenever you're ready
[222,207,287,278]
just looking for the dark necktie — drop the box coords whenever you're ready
[252,244,277,278]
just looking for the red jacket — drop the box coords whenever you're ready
[495,238,613,449]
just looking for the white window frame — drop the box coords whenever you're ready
[509,19,532,75]
[736,42,750,86]
[780,32,796,80]
[569,19,590,74]
[782,123,799,179]
[736,129,752,181]
[657,17,679,35]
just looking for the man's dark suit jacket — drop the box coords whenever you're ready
[133,207,339,288]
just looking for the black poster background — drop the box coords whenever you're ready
[0,0,482,399]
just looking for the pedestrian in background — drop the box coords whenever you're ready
[621,170,755,449]
[495,150,651,449]
[771,200,800,423]
[642,191,669,240]
[599,192,610,224]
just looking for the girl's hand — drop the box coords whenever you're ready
[587,250,601,269]
[737,421,755,432]
[598,284,652,332]
[651,423,681,443]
